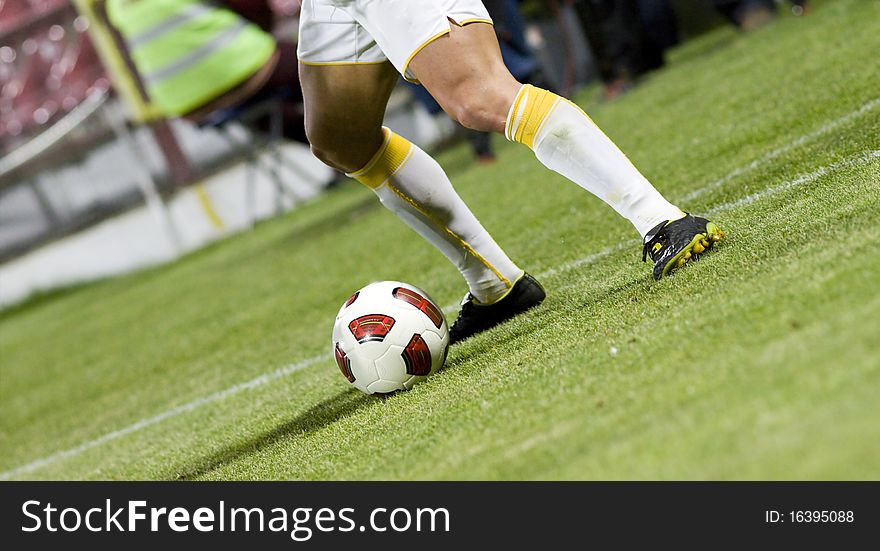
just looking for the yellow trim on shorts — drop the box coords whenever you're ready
[401,18,495,84]
[298,59,388,67]
[457,18,495,26]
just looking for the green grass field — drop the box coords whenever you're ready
[1,0,878,480]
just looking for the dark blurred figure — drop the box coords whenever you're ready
[407,0,539,163]
[485,0,540,86]
[713,0,811,31]
[574,0,680,99]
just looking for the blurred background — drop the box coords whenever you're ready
[0,0,808,308]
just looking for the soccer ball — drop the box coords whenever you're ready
[332,281,449,395]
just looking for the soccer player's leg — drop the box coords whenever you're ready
[299,62,397,174]
[300,61,544,343]
[407,20,723,280]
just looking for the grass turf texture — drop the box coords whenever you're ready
[1,0,878,480]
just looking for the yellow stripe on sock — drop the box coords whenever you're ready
[354,128,513,290]
[384,181,512,290]
[509,85,559,149]
[348,127,413,189]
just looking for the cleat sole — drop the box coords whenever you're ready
[659,222,724,278]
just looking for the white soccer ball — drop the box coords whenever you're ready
[332,281,449,395]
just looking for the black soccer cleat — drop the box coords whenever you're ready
[449,273,546,344]
[642,213,724,280]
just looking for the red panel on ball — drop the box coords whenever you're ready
[343,291,359,308]
[348,314,396,343]
[334,343,355,383]
[401,334,432,376]
[392,287,443,328]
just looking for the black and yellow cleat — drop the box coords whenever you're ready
[642,214,724,280]
[449,273,546,345]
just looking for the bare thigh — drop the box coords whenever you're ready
[299,61,399,173]
[407,21,521,134]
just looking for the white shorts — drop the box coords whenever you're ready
[297,0,493,83]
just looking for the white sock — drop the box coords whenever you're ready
[506,84,684,237]
[348,128,523,304]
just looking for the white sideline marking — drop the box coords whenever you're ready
[537,240,636,280]
[3,101,878,480]
[679,97,880,203]
[535,149,880,289]
[0,355,327,480]
[708,150,880,214]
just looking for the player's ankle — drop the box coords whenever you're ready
[470,270,525,305]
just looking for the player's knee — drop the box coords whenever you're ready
[306,130,357,172]
[310,135,385,174]
[309,142,343,171]
[441,77,518,133]
[448,96,494,131]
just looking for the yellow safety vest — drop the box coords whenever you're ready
[105,0,275,116]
